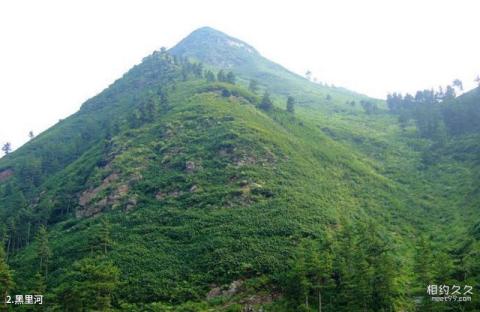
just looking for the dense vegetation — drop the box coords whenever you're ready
[0,27,479,311]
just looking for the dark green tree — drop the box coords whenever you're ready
[414,236,435,311]
[221,89,231,97]
[286,96,295,113]
[87,218,113,256]
[0,244,14,311]
[248,79,259,93]
[1,142,11,155]
[36,225,52,279]
[205,70,216,82]
[285,243,311,311]
[452,79,463,91]
[99,218,112,255]
[217,70,226,82]
[259,91,273,111]
[226,71,236,84]
[360,100,377,114]
[54,257,120,311]
[444,85,456,100]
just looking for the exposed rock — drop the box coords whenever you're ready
[206,280,244,299]
[239,293,278,305]
[235,156,257,167]
[0,169,13,182]
[225,280,243,296]
[170,190,182,197]
[155,191,166,200]
[125,197,137,211]
[156,190,183,201]
[185,160,196,172]
[189,185,198,192]
[77,173,134,218]
[79,173,119,206]
[206,287,222,300]
[116,184,129,196]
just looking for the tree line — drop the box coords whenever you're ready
[0,218,120,311]
[387,79,480,139]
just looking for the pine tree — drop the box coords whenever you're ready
[1,143,12,155]
[205,70,216,82]
[0,244,14,311]
[32,271,47,311]
[415,235,435,311]
[286,96,295,113]
[259,91,273,111]
[217,69,226,82]
[99,218,112,255]
[285,242,311,311]
[36,225,52,279]
[226,71,236,84]
[88,218,113,255]
[248,79,259,93]
[55,257,120,311]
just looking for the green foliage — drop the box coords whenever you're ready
[226,71,236,84]
[259,91,273,111]
[205,70,215,82]
[217,69,226,82]
[53,256,120,311]
[36,225,52,278]
[286,96,295,113]
[248,79,259,94]
[1,142,11,155]
[360,100,378,114]
[0,244,14,309]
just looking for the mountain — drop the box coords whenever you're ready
[170,27,371,105]
[0,27,479,311]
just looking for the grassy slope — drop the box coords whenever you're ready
[6,78,422,310]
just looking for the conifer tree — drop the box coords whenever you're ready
[55,257,120,311]
[0,244,14,311]
[248,79,259,93]
[259,91,273,111]
[226,71,236,84]
[36,225,52,279]
[217,69,226,82]
[1,143,11,155]
[286,96,295,113]
[88,218,113,255]
[205,70,216,82]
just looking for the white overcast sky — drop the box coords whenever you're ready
[1,0,479,151]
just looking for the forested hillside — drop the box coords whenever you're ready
[0,27,478,311]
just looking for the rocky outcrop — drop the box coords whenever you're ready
[0,168,13,182]
[77,173,134,218]
[207,280,244,300]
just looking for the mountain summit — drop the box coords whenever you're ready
[170,27,259,67]
[170,27,366,103]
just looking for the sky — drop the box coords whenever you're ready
[1,0,479,151]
